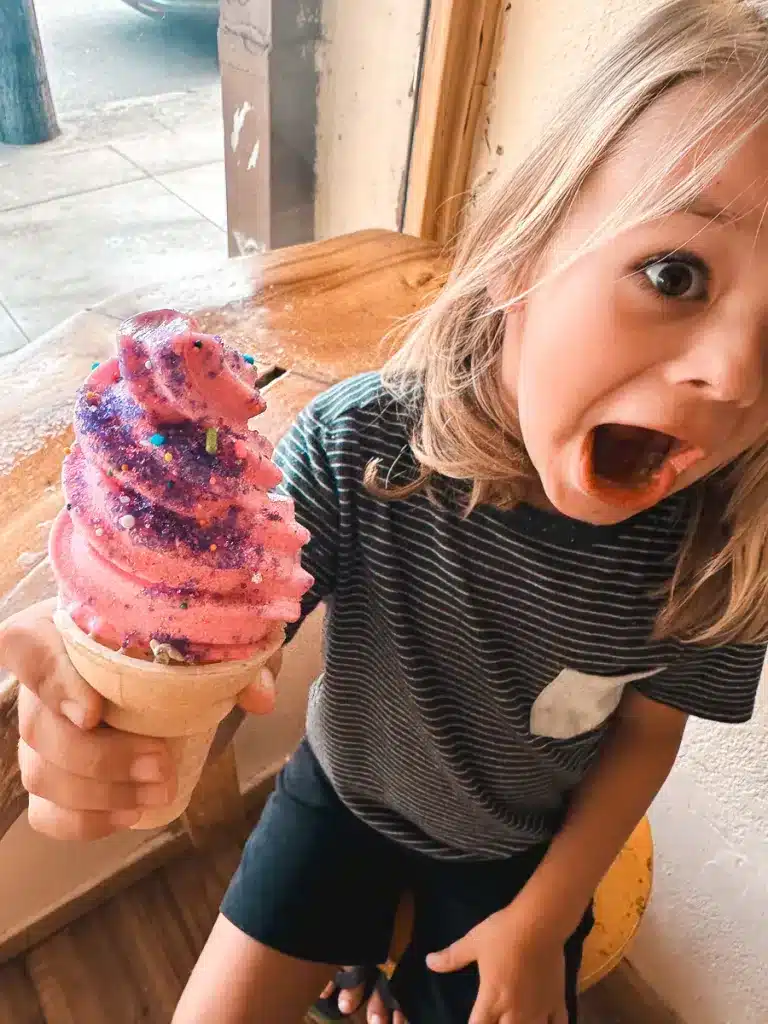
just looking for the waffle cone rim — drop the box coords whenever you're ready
[53,608,285,679]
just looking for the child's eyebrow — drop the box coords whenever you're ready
[684,198,739,226]
[684,180,768,228]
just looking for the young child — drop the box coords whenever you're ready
[4,1,768,1022]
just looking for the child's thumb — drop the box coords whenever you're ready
[0,600,103,731]
[426,936,473,974]
[237,665,277,715]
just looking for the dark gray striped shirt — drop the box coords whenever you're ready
[276,373,765,861]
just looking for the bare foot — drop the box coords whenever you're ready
[317,969,407,1022]
[365,982,407,1024]
[318,969,366,1016]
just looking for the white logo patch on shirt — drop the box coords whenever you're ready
[530,667,663,739]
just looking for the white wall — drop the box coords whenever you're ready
[471,4,768,1022]
[314,0,425,239]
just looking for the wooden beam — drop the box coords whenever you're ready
[0,683,24,842]
[403,0,504,245]
[0,958,45,1024]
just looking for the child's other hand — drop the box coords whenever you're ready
[207,651,283,757]
[426,905,567,1024]
[237,650,282,715]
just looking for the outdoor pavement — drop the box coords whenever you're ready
[34,0,219,111]
[0,0,227,362]
[0,83,228,359]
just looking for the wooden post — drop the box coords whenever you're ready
[219,0,321,256]
[403,0,504,245]
[0,0,60,146]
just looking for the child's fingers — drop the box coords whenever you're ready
[26,794,142,841]
[426,932,475,973]
[18,685,171,782]
[0,599,102,730]
[18,740,174,812]
[467,982,504,1024]
[266,650,284,677]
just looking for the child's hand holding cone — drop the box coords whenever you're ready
[1,312,311,837]
[0,599,280,841]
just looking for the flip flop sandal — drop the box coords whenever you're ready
[372,972,402,1016]
[310,965,404,1022]
[309,965,380,1021]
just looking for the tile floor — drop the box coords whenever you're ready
[0,85,228,359]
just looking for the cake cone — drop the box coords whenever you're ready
[53,609,284,830]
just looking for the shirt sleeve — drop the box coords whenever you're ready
[273,402,340,644]
[634,642,766,723]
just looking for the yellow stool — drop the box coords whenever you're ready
[385,817,653,993]
[581,817,653,989]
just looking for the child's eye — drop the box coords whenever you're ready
[636,252,710,301]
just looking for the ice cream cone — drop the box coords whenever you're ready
[47,312,311,829]
[53,609,284,830]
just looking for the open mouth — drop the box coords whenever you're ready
[582,424,703,509]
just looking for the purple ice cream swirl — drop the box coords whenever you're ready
[49,309,313,663]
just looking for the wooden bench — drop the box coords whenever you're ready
[0,229,651,992]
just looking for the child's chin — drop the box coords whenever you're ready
[544,481,644,526]
[541,447,682,525]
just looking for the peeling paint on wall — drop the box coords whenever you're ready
[246,140,261,171]
[230,101,252,154]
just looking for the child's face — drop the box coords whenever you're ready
[500,85,768,525]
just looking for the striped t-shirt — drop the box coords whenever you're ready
[275,372,765,861]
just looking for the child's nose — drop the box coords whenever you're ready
[666,320,765,408]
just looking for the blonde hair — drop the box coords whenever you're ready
[370,0,768,646]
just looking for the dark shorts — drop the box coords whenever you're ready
[221,739,594,1024]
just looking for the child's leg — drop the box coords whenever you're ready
[175,739,405,1023]
[173,915,335,1024]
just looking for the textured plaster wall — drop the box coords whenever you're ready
[314,0,425,239]
[469,0,651,188]
[471,3,768,1022]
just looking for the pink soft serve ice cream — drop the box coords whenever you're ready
[49,309,313,663]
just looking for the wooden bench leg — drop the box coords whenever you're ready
[180,744,247,850]
[387,892,414,966]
